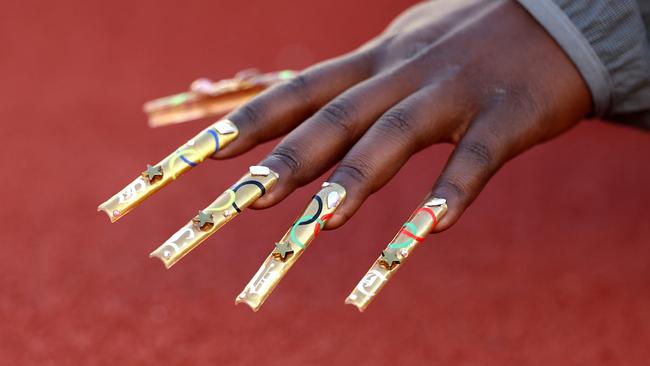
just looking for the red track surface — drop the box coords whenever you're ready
[2,1,649,364]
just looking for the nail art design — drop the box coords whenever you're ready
[143,70,297,128]
[149,166,279,268]
[345,197,448,312]
[97,119,239,223]
[235,182,346,311]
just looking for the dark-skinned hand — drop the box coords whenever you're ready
[213,0,591,232]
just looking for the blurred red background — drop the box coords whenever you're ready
[1,0,649,365]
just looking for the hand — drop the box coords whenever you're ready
[213,0,592,232]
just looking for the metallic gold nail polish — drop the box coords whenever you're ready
[235,182,346,311]
[149,166,279,268]
[345,197,448,312]
[143,70,297,128]
[97,119,239,223]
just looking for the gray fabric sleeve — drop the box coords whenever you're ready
[640,1,650,42]
[516,0,650,130]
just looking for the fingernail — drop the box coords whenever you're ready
[149,165,279,268]
[97,119,239,223]
[143,70,297,128]
[344,197,447,312]
[235,182,346,311]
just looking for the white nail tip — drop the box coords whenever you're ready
[425,198,447,207]
[327,191,341,209]
[215,120,237,135]
[249,165,271,176]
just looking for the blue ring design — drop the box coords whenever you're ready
[207,129,220,153]
[179,154,198,167]
[230,180,266,212]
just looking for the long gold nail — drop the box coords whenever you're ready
[143,70,297,128]
[345,197,447,312]
[97,119,239,222]
[149,166,279,268]
[236,182,346,311]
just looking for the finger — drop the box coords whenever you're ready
[252,65,425,208]
[324,83,468,229]
[428,111,515,232]
[212,51,375,158]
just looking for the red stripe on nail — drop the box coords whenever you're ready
[313,213,335,236]
[400,228,425,242]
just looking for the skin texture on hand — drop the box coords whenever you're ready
[213,0,592,233]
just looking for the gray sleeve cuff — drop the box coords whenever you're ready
[517,0,650,129]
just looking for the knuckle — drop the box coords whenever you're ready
[317,97,358,135]
[335,155,374,185]
[267,145,303,175]
[456,139,495,169]
[435,174,469,200]
[376,107,416,135]
[237,103,263,125]
[283,74,312,105]
[490,82,542,121]
[366,35,393,64]
[356,47,380,73]
[335,162,370,185]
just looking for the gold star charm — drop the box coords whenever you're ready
[379,249,400,270]
[192,211,214,231]
[142,164,163,183]
[272,242,294,261]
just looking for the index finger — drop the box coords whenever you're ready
[213,50,377,158]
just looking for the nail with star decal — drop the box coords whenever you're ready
[193,211,215,231]
[143,164,163,183]
[149,166,279,268]
[236,182,346,311]
[97,119,239,223]
[345,197,448,312]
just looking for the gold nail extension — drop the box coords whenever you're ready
[143,70,297,128]
[345,197,448,312]
[149,166,279,269]
[97,119,239,223]
[236,182,346,311]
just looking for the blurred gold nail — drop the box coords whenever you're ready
[97,119,239,223]
[236,182,346,311]
[149,166,279,268]
[345,197,448,312]
[143,70,297,128]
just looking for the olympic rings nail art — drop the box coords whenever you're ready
[345,197,447,312]
[235,182,346,311]
[149,166,279,269]
[98,119,239,223]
